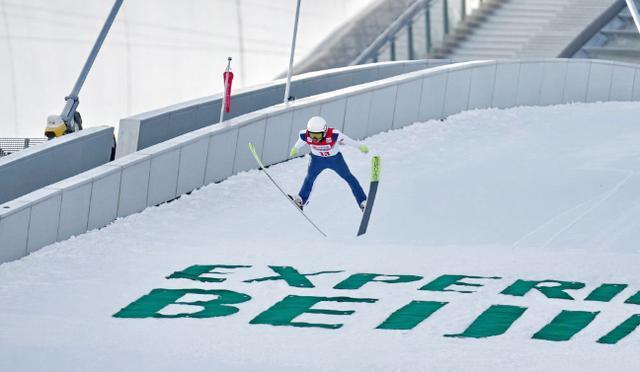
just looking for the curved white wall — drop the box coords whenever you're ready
[2,58,639,264]
[116,60,454,157]
[0,0,374,137]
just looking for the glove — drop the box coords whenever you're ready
[359,144,369,154]
[290,147,298,157]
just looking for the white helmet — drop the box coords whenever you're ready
[307,116,327,133]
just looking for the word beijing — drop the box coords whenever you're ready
[114,264,640,344]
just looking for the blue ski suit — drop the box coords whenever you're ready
[292,128,367,206]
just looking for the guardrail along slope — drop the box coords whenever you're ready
[3,59,640,264]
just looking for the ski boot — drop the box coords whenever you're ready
[288,194,304,211]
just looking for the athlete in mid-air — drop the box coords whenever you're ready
[289,116,369,211]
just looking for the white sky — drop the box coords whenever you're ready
[0,0,374,137]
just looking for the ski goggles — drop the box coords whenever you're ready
[308,131,324,140]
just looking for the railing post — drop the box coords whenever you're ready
[60,0,123,132]
[408,21,415,60]
[284,0,302,103]
[461,0,466,20]
[426,6,432,53]
[443,0,450,34]
[390,38,397,61]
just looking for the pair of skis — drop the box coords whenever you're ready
[248,143,380,237]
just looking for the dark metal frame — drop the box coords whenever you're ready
[351,0,471,65]
[558,0,627,58]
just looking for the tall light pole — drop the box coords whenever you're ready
[235,0,246,87]
[284,0,302,103]
[60,0,123,132]
[1,0,19,136]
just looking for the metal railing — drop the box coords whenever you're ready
[0,138,47,157]
[566,0,640,63]
[351,0,482,65]
[559,0,627,58]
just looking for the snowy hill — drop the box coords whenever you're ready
[1,102,640,371]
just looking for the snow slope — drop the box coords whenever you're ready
[1,102,640,371]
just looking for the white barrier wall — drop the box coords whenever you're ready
[116,60,454,157]
[2,59,639,264]
[0,127,114,204]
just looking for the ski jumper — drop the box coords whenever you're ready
[292,128,367,205]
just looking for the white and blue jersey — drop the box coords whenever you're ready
[293,128,367,206]
[293,128,362,158]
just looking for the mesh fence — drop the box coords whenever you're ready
[0,138,48,157]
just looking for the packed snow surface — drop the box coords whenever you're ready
[2,102,640,371]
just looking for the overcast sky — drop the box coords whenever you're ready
[0,0,374,137]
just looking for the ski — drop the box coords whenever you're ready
[248,143,327,237]
[357,155,381,236]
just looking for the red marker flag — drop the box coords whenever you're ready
[223,70,234,113]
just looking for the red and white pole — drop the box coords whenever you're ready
[284,0,302,104]
[220,57,234,124]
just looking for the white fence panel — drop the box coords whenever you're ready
[205,129,238,184]
[176,136,209,195]
[633,69,640,101]
[492,63,520,109]
[320,99,347,132]
[468,64,497,110]
[610,65,635,101]
[146,145,180,207]
[586,62,614,102]
[87,166,122,231]
[234,120,267,173]
[343,92,373,140]
[517,63,544,106]
[564,61,590,103]
[263,112,294,166]
[367,86,397,136]
[419,73,448,122]
[444,69,472,117]
[0,202,30,263]
[116,154,151,218]
[540,61,568,105]
[393,79,423,129]
[26,189,62,254]
[56,179,92,241]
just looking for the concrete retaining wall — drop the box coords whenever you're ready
[116,60,454,157]
[3,59,638,264]
[0,127,114,205]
